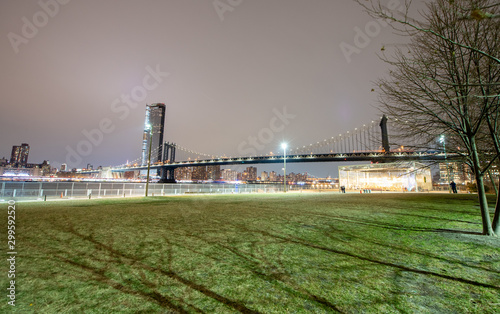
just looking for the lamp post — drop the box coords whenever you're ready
[145,124,153,197]
[440,135,451,193]
[281,143,287,193]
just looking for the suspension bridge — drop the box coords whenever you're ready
[80,115,460,182]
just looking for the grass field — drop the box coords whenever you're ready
[1,192,499,313]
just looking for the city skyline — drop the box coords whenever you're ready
[0,1,422,177]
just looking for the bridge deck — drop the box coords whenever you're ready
[107,151,461,172]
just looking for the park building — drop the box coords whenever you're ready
[339,162,433,192]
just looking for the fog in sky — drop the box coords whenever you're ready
[0,0,421,177]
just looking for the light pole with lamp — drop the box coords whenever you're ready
[145,124,153,197]
[439,135,451,193]
[281,143,287,193]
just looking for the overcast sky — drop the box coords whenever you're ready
[0,0,423,177]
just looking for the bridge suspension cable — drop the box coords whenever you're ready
[174,145,222,161]
[288,119,384,155]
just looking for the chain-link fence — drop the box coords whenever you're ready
[0,181,289,201]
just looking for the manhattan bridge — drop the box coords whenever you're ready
[81,106,458,183]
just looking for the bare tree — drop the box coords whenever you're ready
[359,0,499,235]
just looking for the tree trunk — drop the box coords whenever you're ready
[471,138,494,235]
[486,117,500,235]
[492,177,500,234]
[488,170,498,198]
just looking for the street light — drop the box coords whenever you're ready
[145,124,153,197]
[439,135,451,193]
[281,143,287,193]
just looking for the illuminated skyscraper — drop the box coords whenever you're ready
[191,166,207,181]
[221,169,238,181]
[10,143,29,167]
[141,103,166,166]
[207,165,221,181]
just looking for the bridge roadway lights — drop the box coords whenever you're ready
[106,151,455,178]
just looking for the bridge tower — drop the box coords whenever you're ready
[380,115,390,153]
[160,142,177,183]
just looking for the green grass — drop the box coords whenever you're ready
[1,193,499,313]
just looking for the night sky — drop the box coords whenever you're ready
[0,0,421,177]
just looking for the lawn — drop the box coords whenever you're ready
[1,192,499,313]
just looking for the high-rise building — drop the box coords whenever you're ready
[221,169,238,181]
[261,171,269,181]
[10,146,20,165]
[439,162,471,184]
[40,160,51,177]
[175,167,193,181]
[191,166,207,181]
[142,103,166,166]
[60,163,67,172]
[269,171,277,182]
[10,143,29,167]
[207,165,221,181]
[240,166,257,181]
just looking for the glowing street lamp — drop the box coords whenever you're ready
[145,124,153,197]
[439,135,451,193]
[282,143,287,193]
